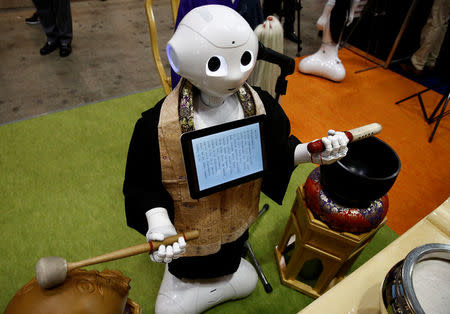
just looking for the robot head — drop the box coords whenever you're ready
[167,5,259,98]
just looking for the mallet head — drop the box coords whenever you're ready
[36,256,67,289]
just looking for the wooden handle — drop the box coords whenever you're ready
[158,230,199,249]
[307,123,382,154]
[67,230,199,271]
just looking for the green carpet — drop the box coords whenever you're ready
[0,88,398,313]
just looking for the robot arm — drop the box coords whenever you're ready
[123,108,186,264]
[317,0,358,43]
[317,0,335,32]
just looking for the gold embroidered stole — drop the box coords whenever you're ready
[158,80,266,256]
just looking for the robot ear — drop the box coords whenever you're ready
[166,44,180,73]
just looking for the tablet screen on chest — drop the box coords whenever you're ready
[181,115,266,199]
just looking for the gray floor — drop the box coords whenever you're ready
[0,0,322,125]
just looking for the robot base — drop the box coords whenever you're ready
[155,258,258,313]
[298,43,346,82]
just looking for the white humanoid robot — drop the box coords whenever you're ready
[124,5,349,313]
[298,0,360,82]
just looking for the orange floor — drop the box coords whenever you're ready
[282,48,449,235]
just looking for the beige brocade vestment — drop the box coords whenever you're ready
[157,82,266,256]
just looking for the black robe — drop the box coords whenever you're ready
[123,87,299,278]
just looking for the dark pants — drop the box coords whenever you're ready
[169,230,249,279]
[330,0,351,44]
[33,0,73,46]
[263,0,296,32]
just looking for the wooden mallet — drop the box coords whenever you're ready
[36,230,199,289]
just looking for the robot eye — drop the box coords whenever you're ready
[240,51,254,72]
[206,55,228,77]
[208,57,221,72]
[241,51,252,66]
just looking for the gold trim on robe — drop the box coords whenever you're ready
[157,81,266,256]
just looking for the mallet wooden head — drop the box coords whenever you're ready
[36,256,68,289]
[34,230,199,289]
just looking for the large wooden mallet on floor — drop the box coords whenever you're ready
[36,230,199,289]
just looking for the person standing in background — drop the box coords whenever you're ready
[33,0,73,57]
[25,1,40,24]
[25,11,40,24]
[263,0,299,43]
[402,0,450,75]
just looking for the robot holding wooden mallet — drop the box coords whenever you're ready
[122,5,380,313]
[18,5,380,314]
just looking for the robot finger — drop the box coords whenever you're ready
[329,136,340,155]
[146,232,165,242]
[338,141,348,156]
[339,146,348,158]
[155,245,166,260]
[151,247,165,263]
[327,129,336,136]
[337,133,348,147]
[178,236,187,251]
[163,256,172,263]
[321,137,332,158]
[150,254,158,262]
[164,246,174,263]
[172,242,181,258]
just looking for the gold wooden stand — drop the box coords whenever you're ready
[275,186,386,298]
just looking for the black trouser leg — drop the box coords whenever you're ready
[330,0,351,43]
[33,0,58,44]
[53,0,73,46]
[168,231,249,279]
[32,0,72,45]
[283,0,296,32]
[263,0,281,18]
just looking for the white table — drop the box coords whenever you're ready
[299,197,450,314]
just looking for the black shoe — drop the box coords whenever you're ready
[424,65,437,74]
[25,12,40,25]
[40,42,58,55]
[284,30,299,43]
[59,44,72,57]
[399,61,423,77]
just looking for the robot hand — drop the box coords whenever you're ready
[294,130,349,165]
[145,207,186,263]
[347,0,361,26]
[312,130,349,165]
[316,0,335,31]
